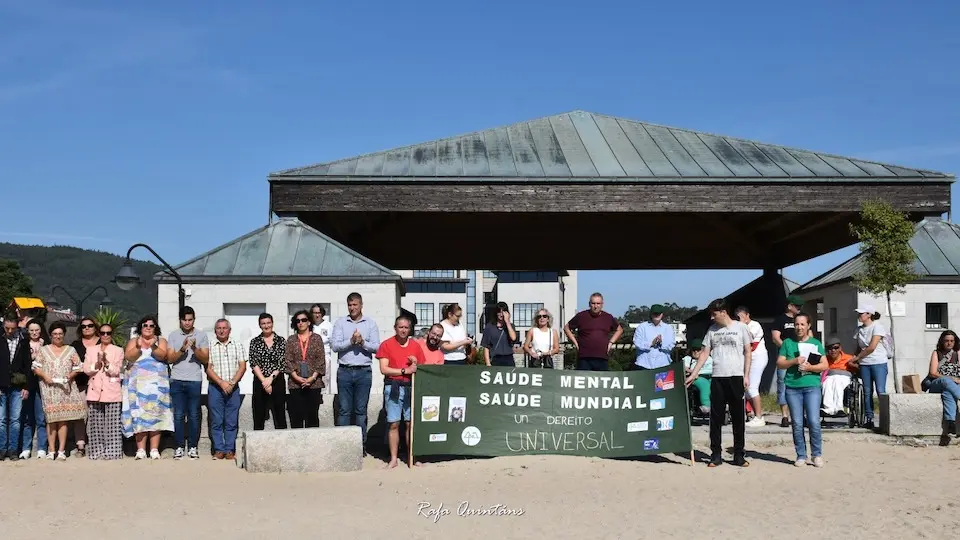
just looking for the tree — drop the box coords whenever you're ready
[849,200,918,393]
[0,259,34,311]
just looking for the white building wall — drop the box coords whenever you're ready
[801,281,960,393]
[400,291,465,331]
[158,281,400,394]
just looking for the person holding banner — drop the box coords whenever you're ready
[377,315,424,469]
[684,299,752,468]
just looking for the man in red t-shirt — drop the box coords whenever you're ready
[414,323,446,365]
[377,315,425,469]
[564,292,623,371]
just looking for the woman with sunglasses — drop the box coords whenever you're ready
[926,330,960,446]
[82,323,124,459]
[121,315,173,460]
[523,309,560,368]
[31,321,87,460]
[284,310,325,428]
[67,316,98,456]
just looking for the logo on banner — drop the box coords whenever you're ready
[650,398,666,410]
[461,426,482,446]
[654,371,675,391]
[627,421,649,432]
[429,433,447,442]
[643,439,660,450]
[656,416,675,431]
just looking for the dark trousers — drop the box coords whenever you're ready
[577,357,609,371]
[491,355,515,367]
[252,375,288,430]
[709,376,745,458]
[288,388,321,429]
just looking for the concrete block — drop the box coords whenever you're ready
[241,426,363,473]
[879,393,948,436]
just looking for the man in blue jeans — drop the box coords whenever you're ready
[167,306,210,460]
[1,318,32,461]
[331,292,380,449]
[206,319,247,460]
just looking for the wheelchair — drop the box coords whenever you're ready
[843,375,867,428]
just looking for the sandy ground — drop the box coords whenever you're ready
[2,439,958,540]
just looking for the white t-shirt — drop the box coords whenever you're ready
[855,322,888,366]
[702,321,752,378]
[441,320,467,361]
[746,320,766,355]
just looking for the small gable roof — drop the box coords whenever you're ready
[154,217,402,287]
[796,217,960,293]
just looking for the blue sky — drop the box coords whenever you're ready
[2,0,958,317]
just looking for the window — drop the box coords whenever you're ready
[829,307,838,334]
[406,282,466,294]
[926,303,948,329]
[414,303,435,333]
[512,303,545,329]
[467,271,476,335]
[413,270,455,278]
[497,272,559,283]
[483,271,497,279]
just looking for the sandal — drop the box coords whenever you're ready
[76,441,86,457]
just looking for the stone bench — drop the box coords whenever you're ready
[239,426,363,473]
[879,393,957,436]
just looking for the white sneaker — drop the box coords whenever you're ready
[174,447,184,460]
[43,451,54,460]
[746,416,766,427]
[150,449,161,460]
[135,449,146,460]
[795,458,806,467]
[18,450,30,460]
[56,451,67,461]
[187,447,199,460]
[812,456,824,468]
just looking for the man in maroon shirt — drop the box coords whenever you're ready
[564,293,623,371]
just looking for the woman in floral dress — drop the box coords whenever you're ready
[121,315,173,460]
[31,321,87,461]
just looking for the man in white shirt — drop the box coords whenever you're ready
[686,299,753,468]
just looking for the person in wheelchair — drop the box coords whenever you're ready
[683,339,710,416]
[820,337,856,416]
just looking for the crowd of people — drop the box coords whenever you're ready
[1,290,957,469]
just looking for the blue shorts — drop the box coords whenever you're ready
[384,385,411,423]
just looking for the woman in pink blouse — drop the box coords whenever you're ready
[83,323,124,460]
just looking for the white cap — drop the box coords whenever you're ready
[854,305,876,314]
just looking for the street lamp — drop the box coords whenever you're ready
[113,243,184,312]
[50,284,113,316]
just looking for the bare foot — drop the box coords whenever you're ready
[413,461,426,467]
[384,459,399,469]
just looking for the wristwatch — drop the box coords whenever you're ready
[401,368,406,376]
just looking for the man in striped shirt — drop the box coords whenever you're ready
[206,319,247,460]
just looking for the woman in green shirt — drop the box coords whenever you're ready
[776,313,828,467]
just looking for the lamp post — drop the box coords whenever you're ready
[113,243,184,312]
[50,284,113,316]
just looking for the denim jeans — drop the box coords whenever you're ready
[0,387,24,453]
[208,386,243,453]
[336,367,372,444]
[928,377,960,421]
[170,379,202,449]
[859,363,888,422]
[776,369,787,406]
[19,389,46,453]
[785,386,822,460]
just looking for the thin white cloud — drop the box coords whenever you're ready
[0,232,116,242]
[0,1,250,103]
[858,143,960,164]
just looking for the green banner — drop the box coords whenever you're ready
[412,363,693,458]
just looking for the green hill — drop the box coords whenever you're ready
[0,243,161,318]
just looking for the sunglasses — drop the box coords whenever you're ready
[80,323,95,329]
[828,345,841,350]
[537,314,549,318]
[142,323,156,328]
[100,331,113,336]
[296,318,310,323]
